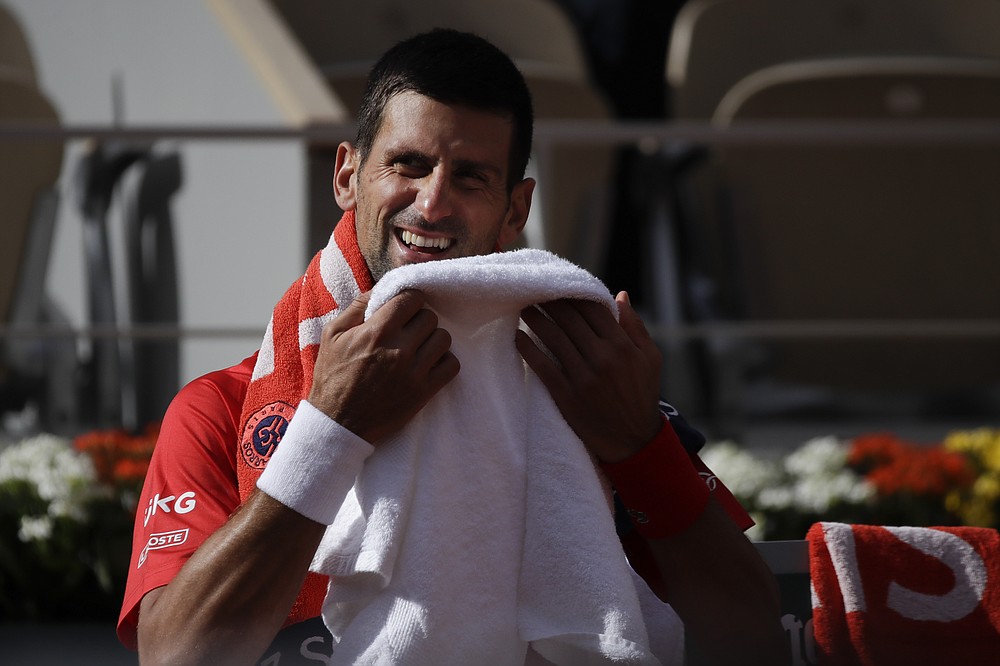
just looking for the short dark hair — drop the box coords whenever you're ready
[355,28,534,188]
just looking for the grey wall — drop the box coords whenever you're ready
[5,0,309,388]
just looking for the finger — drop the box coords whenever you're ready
[326,291,372,335]
[551,295,656,364]
[565,298,626,341]
[401,307,442,343]
[427,349,461,390]
[615,290,659,356]
[412,330,460,408]
[369,289,427,329]
[413,327,453,374]
[519,304,583,370]
[529,299,612,364]
[515,328,571,397]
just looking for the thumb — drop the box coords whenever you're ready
[615,290,653,346]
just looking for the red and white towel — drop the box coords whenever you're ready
[237,211,373,626]
[808,521,1000,665]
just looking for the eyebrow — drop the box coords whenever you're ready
[387,149,432,167]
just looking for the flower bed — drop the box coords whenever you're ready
[701,428,1000,541]
[3,423,997,619]
[0,426,157,622]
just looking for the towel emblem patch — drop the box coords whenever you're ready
[241,401,295,469]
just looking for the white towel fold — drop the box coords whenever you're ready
[310,248,683,665]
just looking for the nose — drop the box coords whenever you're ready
[413,168,453,223]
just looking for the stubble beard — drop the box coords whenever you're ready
[354,183,509,284]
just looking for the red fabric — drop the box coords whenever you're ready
[119,213,371,648]
[117,354,254,649]
[601,418,754,538]
[808,522,1000,666]
[600,417,712,538]
[234,211,372,630]
[690,452,756,532]
[608,420,754,600]
[235,211,371,498]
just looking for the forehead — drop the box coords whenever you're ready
[372,91,514,170]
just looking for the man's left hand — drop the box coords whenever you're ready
[516,291,663,463]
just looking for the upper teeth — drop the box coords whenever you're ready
[401,230,451,250]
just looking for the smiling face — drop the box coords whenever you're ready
[333,91,535,282]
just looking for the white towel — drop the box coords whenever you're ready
[310,248,683,665]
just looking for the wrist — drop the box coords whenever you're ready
[257,400,374,525]
[599,416,711,538]
[594,411,663,464]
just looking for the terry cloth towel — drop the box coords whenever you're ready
[309,247,683,664]
[808,521,1000,665]
[236,211,374,626]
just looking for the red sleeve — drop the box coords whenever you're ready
[116,355,254,650]
[690,452,755,532]
[603,419,755,535]
[604,420,755,598]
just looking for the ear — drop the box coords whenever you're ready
[333,141,359,211]
[498,177,535,248]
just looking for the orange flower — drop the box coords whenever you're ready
[73,423,159,488]
[112,458,150,484]
[848,433,905,470]
[858,437,975,497]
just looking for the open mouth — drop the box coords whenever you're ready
[399,229,452,254]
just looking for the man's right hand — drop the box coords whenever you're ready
[308,289,460,443]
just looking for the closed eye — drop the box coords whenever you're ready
[390,151,433,178]
[454,159,502,190]
[455,168,489,187]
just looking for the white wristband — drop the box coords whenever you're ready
[257,400,374,525]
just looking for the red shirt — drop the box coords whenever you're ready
[117,354,253,649]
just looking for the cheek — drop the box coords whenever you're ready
[353,194,388,254]
[357,180,397,226]
[374,175,413,204]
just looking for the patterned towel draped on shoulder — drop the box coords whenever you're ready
[235,211,373,626]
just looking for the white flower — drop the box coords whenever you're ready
[700,436,877,541]
[18,515,53,542]
[780,436,875,514]
[745,513,768,542]
[784,436,849,477]
[700,441,781,503]
[757,485,796,511]
[792,471,864,513]
[0,433,99,527]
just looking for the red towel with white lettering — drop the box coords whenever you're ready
[808,521,1000,665]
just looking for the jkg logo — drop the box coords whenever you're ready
[143,491,197,527]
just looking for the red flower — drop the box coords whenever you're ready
[851,434,975,498]
[848,433,905,470]
[112,458,151,484]
[74,423,159,488]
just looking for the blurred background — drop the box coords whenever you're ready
[1,0,999,661]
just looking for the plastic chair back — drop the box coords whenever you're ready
[710,56,1000,391]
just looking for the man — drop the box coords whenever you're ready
[119,29,785,665]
